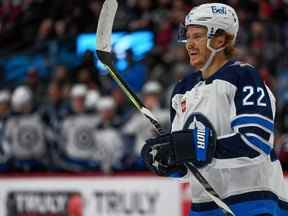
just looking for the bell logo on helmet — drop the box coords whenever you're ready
[211,6,227,15]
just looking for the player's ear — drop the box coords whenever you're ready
[211,34,226,49]
[211,29,229,49]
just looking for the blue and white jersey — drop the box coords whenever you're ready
[170,60,288,212]
[60,113,100,160]
[3,112,47,159]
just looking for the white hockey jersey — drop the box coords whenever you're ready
[60,113,124,171]
[60,113,100,160]
[170,60,288,212]
[123,108,169,155]
[4,113,47,159]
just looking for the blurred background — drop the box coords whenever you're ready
[0,0,288,174]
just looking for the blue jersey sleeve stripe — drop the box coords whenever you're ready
[234,123,273,135]
[244,134,272,155]
[238,126,270,141]
[231,116,274,133]
[232,114,273,124]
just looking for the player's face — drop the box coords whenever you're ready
[185,26,210,69]
[0,102,9,115]
[72,97,85,113]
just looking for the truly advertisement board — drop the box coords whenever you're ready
[93,189,159,215]
[6,191,82,216]
[0,176,183,216]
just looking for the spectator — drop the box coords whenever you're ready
[23,67,47,105]
[76,50,102,89]
[277,134,288,171]
[120,49,148,93]
[51,65,72,99]
[110,86,132,120]
[128,0,154,30]
[95,96,125,173]
[39,81,69,170]
[41,81,69,128]
[276,102,288,171]
[33,18,54,52]
[0,0,23,32]
[75,67,99,90]
[0,90,10,121]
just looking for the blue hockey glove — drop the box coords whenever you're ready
[172,112,217,168]
[141,134,187,177]
[141,113,217,173]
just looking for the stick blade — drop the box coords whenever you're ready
[96,0,118,53]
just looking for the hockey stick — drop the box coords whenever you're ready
[96,1,235,215]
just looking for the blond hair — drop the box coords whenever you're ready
[214,30,236,58]
[223,32,236,58]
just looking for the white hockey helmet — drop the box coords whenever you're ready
[85,89,100,109]
[142,81,162,95]
[0,90,10,103]
[96,97,116,111]
[70,84,88,98]
[11,86,32,109]
[180,3,239,44]
[179,3,239,71]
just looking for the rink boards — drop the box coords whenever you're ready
[0,175,187,216]
[0,174,286,216]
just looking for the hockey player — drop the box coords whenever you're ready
[123,81,169,156]
[95,96,125,173]
[3,86,48,171]
[141,3,288,216]
[123,81,169,170]
[57,84,101,171]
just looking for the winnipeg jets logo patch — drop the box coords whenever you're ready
[181,99,187,113]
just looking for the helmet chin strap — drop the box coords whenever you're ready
[200,38,225,72]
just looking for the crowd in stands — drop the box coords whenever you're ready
[0,0,288,173]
